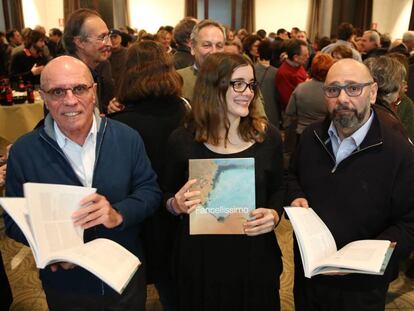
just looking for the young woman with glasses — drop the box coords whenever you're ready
[164,52,285,311]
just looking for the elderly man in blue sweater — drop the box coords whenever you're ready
[4,55,161,311]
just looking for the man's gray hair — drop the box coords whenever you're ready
[403,31,414,43]
[364,30,380,47]
[190,19,226,46]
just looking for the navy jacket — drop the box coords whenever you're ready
[4,112,161,295]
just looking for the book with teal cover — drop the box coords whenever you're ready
[189,158,255,235]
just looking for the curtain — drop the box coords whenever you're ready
[113,0,130,28]
[2,0,11,30]
[8,0,24,31]
[185,0,197,18]
[123,0,130,26]
[64,0,81,24]
[354,0,373,32]
[307,0,321,42]
[409,2,414,30]
[241,0,255,33]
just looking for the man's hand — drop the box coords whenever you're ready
[72,193,123,229]
[31,64,44,76]
[291,198,309,208]
[50,262,76,272]
[107,98,124,114]
[244,208,279,236]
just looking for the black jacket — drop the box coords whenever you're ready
[287,106,414,289]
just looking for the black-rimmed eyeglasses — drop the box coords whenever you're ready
[323,82,374,98]
[41,84,94,100]
[230,80,258,93]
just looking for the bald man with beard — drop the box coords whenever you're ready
[287,59,414,311]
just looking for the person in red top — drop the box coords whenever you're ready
[275,39,309,111]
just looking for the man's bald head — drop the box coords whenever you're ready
[39,55,97,145]
[326,58,374,84]
[41,55,93,90]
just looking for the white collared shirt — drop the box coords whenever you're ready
[328,110,374,165]
[54,117,97,187]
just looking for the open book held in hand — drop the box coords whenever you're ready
[284,207,394,278]
[0,182,140,294]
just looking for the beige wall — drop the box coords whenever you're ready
[18,0,414,41]
[128,0,185,33]
[255,0,311,33]
[372,0,413,41]
[22,0,63,31]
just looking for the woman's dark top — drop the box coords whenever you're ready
[163,124,285,311]
[110,95,188,283]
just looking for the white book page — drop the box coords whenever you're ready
[23,183,96,263]
[285,207,337,277]
[318,240,391,273]
[0,198,40,262]
[42,238,141,294]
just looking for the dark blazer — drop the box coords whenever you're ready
[389,43,410,57]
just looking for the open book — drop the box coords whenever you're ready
[189,158,255,235]
[284,207,394,278]
[0,182,140,294]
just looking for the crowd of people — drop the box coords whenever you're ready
[1,8,414,311]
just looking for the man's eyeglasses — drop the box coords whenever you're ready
[230,80,258,93]
[88,33,111,43]
[41,84,94,100]
[323,82,374,98]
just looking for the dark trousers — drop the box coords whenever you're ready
[0,250,12,311]
[44,266,146,311]
[154,278,178,311]
[294,276,388,311]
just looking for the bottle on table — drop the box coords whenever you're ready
[17,76,25,92]
[26,81,34,103]
[0,79,5,105]
[5,85,13,106]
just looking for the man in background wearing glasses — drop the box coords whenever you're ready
[4,55,161,311]
[287,58,414,311]
[63,9,115,114]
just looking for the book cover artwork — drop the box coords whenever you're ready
[189,158,255,235]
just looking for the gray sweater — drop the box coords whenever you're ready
[285,79,328,134]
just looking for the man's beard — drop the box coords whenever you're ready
[331,103,369,129]
[34,45,44,54]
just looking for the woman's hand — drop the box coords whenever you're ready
[244,208,279,236]
[171,179,201,214]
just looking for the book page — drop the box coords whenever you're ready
[317,240,391,274]
[44,238,141,294]
[23,183,96,266]
[284,207,337,277]
[0,198,39,260]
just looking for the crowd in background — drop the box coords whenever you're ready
[2,19,414,139]
[1,10,414,311]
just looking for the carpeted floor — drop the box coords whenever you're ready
[2,214,414,311]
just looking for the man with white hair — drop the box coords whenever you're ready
[177,19,226,101]
[4,55,161,311]
[389,30,414,56]
[360,30,385,60]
